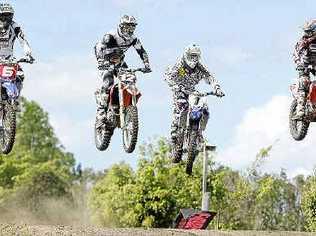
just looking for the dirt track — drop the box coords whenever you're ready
[0,224,315,236]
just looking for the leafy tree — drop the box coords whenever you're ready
[90,138,244,228]
[90,139,197,227]
[89,138,309,230]
[302,172,316,231]
[0,98,76,212]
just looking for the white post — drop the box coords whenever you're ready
[201,144,216,211]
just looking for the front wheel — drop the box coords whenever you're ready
[289,99,310,141]
[0,103,16,154]
[122,105,139,153]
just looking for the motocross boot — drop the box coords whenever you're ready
[296,91,306,119]
[170,124,182,163]
[95,89,109,129]
[13,96,22,112]
[95,107,108,129]
[170,125,177,144]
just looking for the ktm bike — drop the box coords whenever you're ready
[95,67,147,153]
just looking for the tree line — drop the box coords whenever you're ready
[1,98,316,231]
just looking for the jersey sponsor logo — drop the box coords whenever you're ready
[178,67,187,78]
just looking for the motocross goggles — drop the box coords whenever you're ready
[121,23,136,37]
[187,53,200,62]
[0,13,13,23]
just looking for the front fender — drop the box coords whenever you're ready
[125,84,140,96]
[2,82,19,99]
[122,85,141,107]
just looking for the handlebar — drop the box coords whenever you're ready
[0,57,34,64]
[119,67,148,73]
[17,57,34,64]
[171,84,218,96]
[192,91,217,97]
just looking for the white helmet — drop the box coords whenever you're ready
[183,44,201,69]
[118,15,137,40]
[0,3,14,29]
[303,19,316,37]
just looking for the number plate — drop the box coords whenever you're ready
[0,64,18,80]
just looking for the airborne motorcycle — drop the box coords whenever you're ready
[172,90,221,175]
[95,67,147,153]
[289,68,316,140]
[0,57,32,154]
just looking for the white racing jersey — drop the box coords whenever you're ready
[164,57,220,93]
[0,21,31,58]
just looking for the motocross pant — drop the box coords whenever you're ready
[95,62,128,125]
[95,68,114,126]
[296,64,311,117]
[170,90,189,143]
[12,67,24,111]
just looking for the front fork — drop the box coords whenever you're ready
[119,82,125,129]
[118,83,137,129]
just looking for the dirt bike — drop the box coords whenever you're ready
[0,57,32,154]
[172,90,221,175]
[289,69,316,141]
[95,67,147,153]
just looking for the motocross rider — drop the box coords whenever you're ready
[164,44,225,159]
[0,3,34,99]
[293,19,316,118]
[94,15,151,127]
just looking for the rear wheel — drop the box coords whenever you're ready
[122,105,138,153]
[186,129,198,175]
[94,117,114,151]
[0,103,16,154]
[289,99,310,141]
